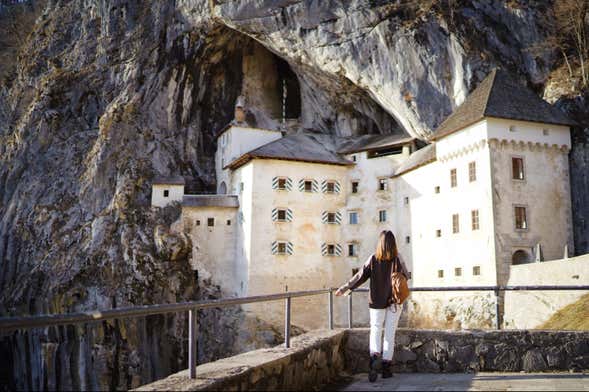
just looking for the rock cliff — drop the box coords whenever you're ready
[0,0,587,389]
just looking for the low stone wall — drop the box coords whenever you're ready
[134,329,346,391]
[345,328,589,374]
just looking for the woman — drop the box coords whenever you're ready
[335,230,410,382]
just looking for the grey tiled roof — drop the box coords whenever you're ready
[393,144,436,177]
[182,195,239,208]
[432,69,575,140]
[226,133,353,169]
[337,134,414,154]
[153,176,186,185]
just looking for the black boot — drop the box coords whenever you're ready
[368,354,379,382]
[382,360,393,378]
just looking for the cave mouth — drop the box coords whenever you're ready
[275,56,301,120]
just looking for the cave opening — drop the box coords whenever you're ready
[275,57,301,120]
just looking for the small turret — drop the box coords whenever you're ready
[234,95,246,124]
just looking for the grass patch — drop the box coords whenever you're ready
[538,293,589,330]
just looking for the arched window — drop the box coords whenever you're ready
[512,250,532,265]
[219,181,227,195]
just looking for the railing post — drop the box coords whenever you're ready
[494,288,501,330]
[347,291,353,329]
[188,307,198,379]
[284,296,291,348]
[327,289,333,330]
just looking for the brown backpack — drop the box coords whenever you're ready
[391,258,410,305]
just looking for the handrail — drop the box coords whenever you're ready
[1,285,587,380]
[0,288,331,331]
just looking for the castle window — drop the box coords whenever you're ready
[471,210,480,230]
[163,189,169,198]
[348,243,358,257]
[304,180,313,192]
[438,270,444,278]
[452,214,459,233]
[277,209,287,221]
[378,178,388,191]
[469,161,476,182]
[455,267,462,277]
[543,128,549,136]
[240,182,244,192]
[196,220,201,226]
[327,244,335,255]
[352,181,359,193]
[404,197,409,205]
[349,211,359,225]
[327,212,336,224]
[436,229,441,237]
[272,241,293,255]
[326,182,335,193]
[207,218,214,227]
[515,206,528,230]
[512,157,525,180]
[473,266,481,276]
[435,186,440,194]
[352,155,357,162]
[405,236,410,244]
[450,169,457,188]
[379,210,387,223]
[277,242,287,254]
[227,220,231,226]
[278,178,287,189]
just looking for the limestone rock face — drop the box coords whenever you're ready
[0,0,588,390]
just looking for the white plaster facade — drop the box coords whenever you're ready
[151,183,184,207]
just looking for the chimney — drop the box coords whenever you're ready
[235,95,246,123]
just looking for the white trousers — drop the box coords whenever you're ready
[369,305,402,361]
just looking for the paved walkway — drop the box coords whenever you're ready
[337,372,589,391]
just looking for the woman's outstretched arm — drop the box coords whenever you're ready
[335,255,371,296]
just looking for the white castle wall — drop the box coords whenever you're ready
[503,253,589,329]
[151,184,184,207]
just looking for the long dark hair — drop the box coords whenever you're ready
[375,230,398,262]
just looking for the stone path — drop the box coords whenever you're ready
[337,372,589,391]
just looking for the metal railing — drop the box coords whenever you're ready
[348,285,589,330]
[0,288,335,379]
[0,284,587,380]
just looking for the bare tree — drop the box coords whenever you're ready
[553,0,589,87]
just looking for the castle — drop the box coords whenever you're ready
[151,69,575,328]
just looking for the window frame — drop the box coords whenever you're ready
[348,211,359,225]
[304,180,313,192]
[378,178,388,191]
[471,209,480,231]
[473,266,481,276]
[277,178,288,190]
[436,229,441,238]
[434,186,440,194]
[163,189,170,198]
[327,212,337,224]
[511,156,525,181]
[325,181,336,193]
[207,218,215,227]
[378,210,387,223]
[514,205,528,230]
[348,243,358,257]
[454,267,462,277]
[276,241,288,255]
[438,269,444,278]
[450,168,457,188]
[277,209,287,222]
[452,213,460,234]
[468,161,476,182]
[327,244,336,256]
[351,181,359,194]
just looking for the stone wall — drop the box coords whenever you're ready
[345,328,589,374]
[134,329,346,391]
